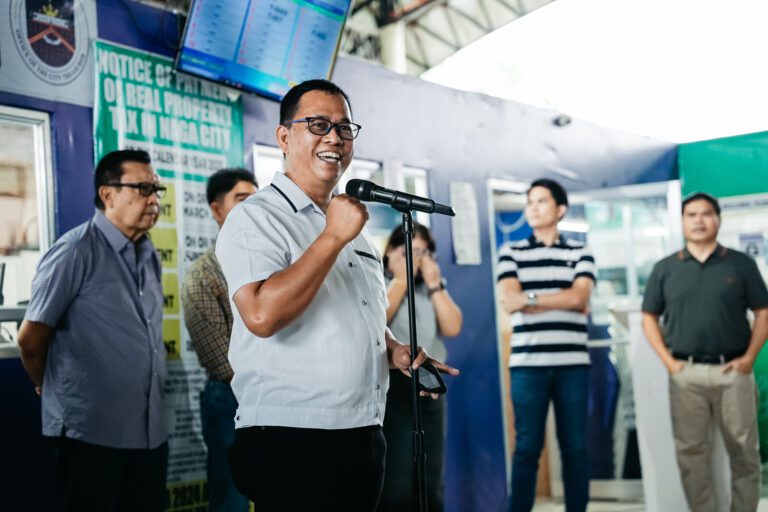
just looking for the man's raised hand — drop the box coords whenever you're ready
[323,194,369,245]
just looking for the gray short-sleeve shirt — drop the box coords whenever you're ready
[216,173,390,430]
[385,275,446,363]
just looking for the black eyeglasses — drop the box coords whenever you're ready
[284,117,362,140]
[107,182,167,198]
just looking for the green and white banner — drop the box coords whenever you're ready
[93,39,244,510]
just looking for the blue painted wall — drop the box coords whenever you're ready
[1,1,678,510]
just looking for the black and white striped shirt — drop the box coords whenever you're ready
[497,235,596,367]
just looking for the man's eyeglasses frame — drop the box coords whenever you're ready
[283,117,362,140]
[106,182,167,199]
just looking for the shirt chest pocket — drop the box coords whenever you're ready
[716,271,746,304]
[351,250,387,304]
[354,249,381,267]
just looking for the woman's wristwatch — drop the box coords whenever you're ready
[526,292,538,307]
[428,281,445,296]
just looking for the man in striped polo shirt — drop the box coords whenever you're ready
[497,178,596,512]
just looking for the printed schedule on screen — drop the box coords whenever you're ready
[177,0,351,100]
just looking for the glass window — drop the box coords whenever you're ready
[339,159,393,250]
[403,166,430,227]
[0,106,54,348]
[252,144,284,188]
[717,195,768,282]
[566,183,681,326]
[341,162,431,250]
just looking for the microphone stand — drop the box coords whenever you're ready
[398,209,428,512]
[347,180,453,512]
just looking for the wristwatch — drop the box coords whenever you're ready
[526,292,538,307]
[428,280,445,297]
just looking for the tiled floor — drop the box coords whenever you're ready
[531,498,768,511]
[530,502,644,512]
[524,465,768,511]
[533,498,768,512]
[527,465,768,511]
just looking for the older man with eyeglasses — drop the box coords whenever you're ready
[19,149,168,511]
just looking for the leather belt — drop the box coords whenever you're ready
[672,351,743,364]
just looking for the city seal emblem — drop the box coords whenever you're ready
[10,0,90,85]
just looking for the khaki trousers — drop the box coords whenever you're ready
[669,361,761,512]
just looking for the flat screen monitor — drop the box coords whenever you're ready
[175,0,352,100]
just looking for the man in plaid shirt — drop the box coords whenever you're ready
[182,168,257,512]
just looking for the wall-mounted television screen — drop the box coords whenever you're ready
[175,0,353,100]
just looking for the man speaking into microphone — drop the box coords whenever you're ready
[216,79,458,511]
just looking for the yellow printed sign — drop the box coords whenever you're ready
[162,272,180,315]
[150,227,179,269]
[159,182,176,224]
[165,479,253,511]
[163,319,181,361]
[166,479,207,511]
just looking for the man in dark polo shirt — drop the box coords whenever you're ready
[642,192,768,512]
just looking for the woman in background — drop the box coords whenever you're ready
[378,223,463,512]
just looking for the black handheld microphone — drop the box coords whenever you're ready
[345,179,455,216]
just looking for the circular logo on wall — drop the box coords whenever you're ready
[10,0,90,85]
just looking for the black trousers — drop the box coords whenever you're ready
[229,424,386,512]
[52,436,168,512]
